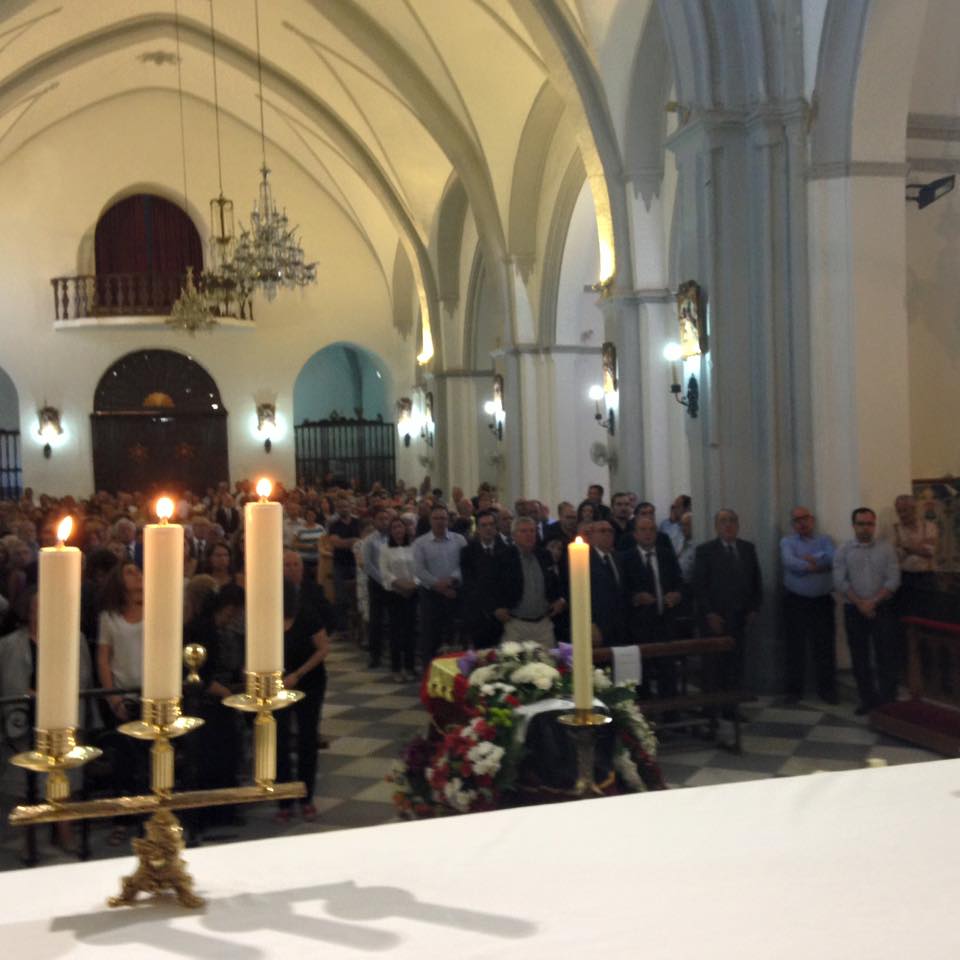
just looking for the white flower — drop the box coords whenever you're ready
[467,741,505,776]
[443,778,477,812]
[613,745,645,791]
[593,668,613,691]
[499,640,522,658]
[510,662,560,691]
[469,664,503,687]
[521,640,542,656]
[480,681,518,696]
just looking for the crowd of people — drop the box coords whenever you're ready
[0,475,942,839]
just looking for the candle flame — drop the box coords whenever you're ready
[256,477,272,499]
[574,536,584,545]
[57,516,73,544]
[156,496,174,521]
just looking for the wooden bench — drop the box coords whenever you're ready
[594,636,756,752]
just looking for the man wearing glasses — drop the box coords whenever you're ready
[780,507,837,704]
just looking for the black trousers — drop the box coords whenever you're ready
[386,591,418,673]
[418,588,460,663]
[367,580,388,666]
[783,591,836,699]
[277,672,326,806]
[844,603,898,708]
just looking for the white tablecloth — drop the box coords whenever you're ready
[1,759,959,959]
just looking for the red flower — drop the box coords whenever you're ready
[504,694,520,707]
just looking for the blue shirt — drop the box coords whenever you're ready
[413,530,467,588]
[833,538,901,601]
[780,533,835,597]
[362,531,388,588]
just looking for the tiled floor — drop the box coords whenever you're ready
[0,634,944,872]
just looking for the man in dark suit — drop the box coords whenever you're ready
[460,509,510,648]
[620,515,685,697]
[544,501,578,547]
[693,508,763,701]
[586,520,627,647]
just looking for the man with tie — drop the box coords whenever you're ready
[693,508,763,702]
[460,510,510,648]
[586,520,627,647]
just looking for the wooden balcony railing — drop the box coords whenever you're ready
[50,272,253,322]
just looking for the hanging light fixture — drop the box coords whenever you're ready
[233,0,317,301]
[201,0,252,320]
[167,0,217,334]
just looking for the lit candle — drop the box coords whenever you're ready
[37,517,82,730]
[568,536,593,712]
[142,497,184,701]
[245,477,283,673]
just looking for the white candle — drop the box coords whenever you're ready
[142,497,184,701]
[245,478,283,673]
[568,537,593,712]
[37,518,82,730]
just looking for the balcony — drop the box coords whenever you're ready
[50,272,254,328]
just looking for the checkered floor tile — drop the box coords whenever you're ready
[0,634,945,872]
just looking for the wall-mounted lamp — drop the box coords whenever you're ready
[397,397,413,447]
[663,342,699,418]
[37,405,62,459]
[588,384,616,435]
[483,374,505,441]
[906,175,955,210]
[256,402,277,453]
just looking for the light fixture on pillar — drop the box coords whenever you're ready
[421,391,435,447]
[588,384,616,435]
[37,405,62,458]
[256,402,277,452]
[906,175,955,210]
[663,342,699,418]
[483,374,505,441]
[233,0,317,301]
[397,397,413,448]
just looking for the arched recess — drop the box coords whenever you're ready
[292,343,396,489]
[508,81,565,275]
[0,364,21,499]
[91,349,228,494]
[436,176,469,307]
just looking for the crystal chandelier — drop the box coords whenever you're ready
[235,0,317,302]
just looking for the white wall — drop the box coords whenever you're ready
[0,91,414,496]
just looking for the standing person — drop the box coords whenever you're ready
[585,484,612,521]
[292,507,326,585]
[276,579,332,823]
[585,520,627,647]
[380,517,419,681]
[693,509,763,704]
[675,512,697,586]
[892,494,938,618]
[834,507,901,715]
[610,493,636,552]
[780,507,837,704]
[544,502,578,547]
[361,508,392,669]
[460,509,510,649]
[660,495,691,555]
[413,505,467,662]
[326,496,361,639]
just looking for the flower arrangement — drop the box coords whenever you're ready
[389,640,664,817]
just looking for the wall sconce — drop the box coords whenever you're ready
[906,175,955,210]
[37,405,62,459]
[588,384,616,435]
[663,342,699,418]
[483,374,505,441]
[397,397,413,447]
[420,391,435,447]
[256,402,277,452]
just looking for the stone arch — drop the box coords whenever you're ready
[508,81,565,275]
[435,175,469,307]
[293,342,393,423]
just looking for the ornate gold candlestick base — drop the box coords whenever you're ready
[224,671,303,789]
[108,808,203,909]
[558,710,613,797]
[119,697,204,796]
[10,727,102,803]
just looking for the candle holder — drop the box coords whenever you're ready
[224,671,303,789]
[557,710,613,798]
[10,727,102,803]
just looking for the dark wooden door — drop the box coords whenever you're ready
[91,412,229,495]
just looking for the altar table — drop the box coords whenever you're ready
[0,759,958,958]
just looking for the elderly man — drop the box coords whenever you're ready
[413,504,467,660]
[586,519,627,647]
[460,509,510,649]
[693,509,763,703]
[495,517,566,649]
[660,495,691,555]
[780,506,836,704]
[834,507,901,714]
[892,494,938,618]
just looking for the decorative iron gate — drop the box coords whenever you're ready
[0,430,22,499]
[295,419,396,490]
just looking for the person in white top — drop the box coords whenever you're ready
[380,517,419,682]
